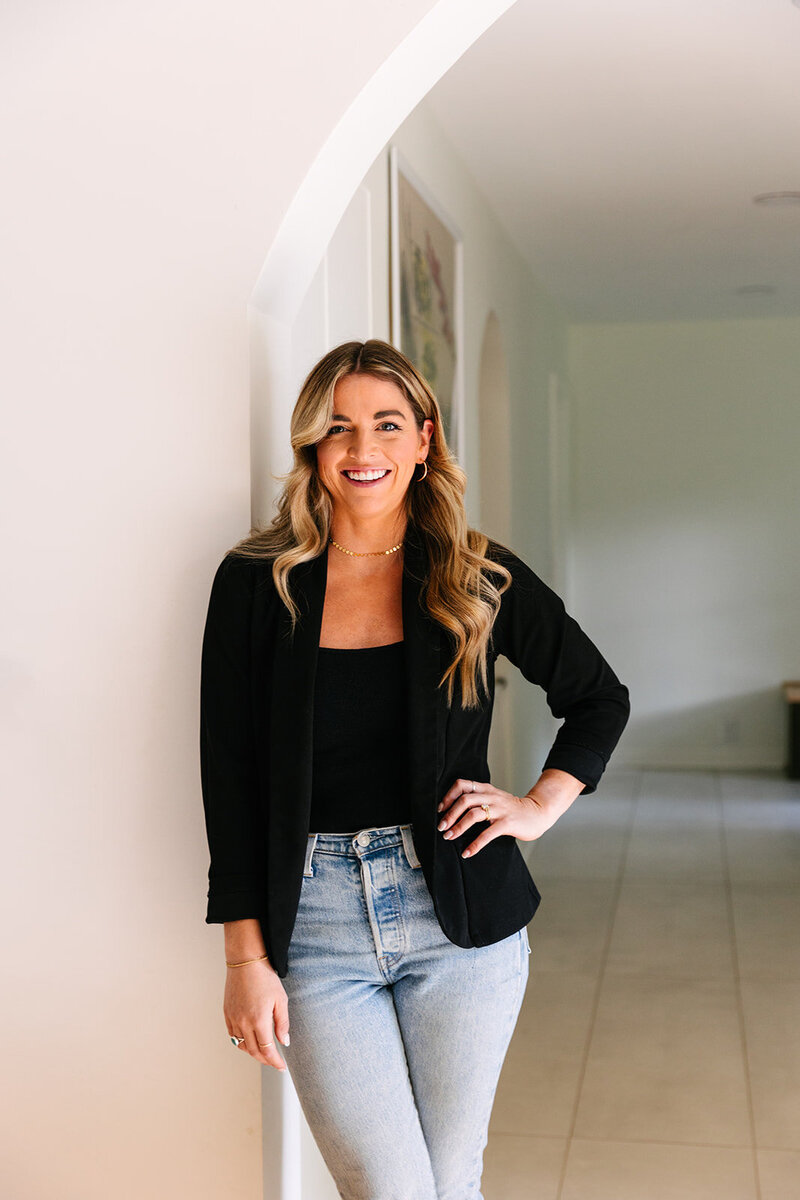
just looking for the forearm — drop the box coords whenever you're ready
[224,918,269,965]
[524,767,586,827]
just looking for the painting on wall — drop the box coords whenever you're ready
[389,146,464,463]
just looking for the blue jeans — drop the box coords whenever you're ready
[281,823,531,1200]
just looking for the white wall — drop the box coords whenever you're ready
[568,316,800,770]
[0,3,449,1198]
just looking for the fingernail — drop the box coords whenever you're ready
[437,820,446,831]
[462,849,471,858]
[283,1035,290,1046]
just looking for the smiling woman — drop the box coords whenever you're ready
[199,338,630,1199]
[316,373,433,512]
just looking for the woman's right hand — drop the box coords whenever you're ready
[224,961,291,1072]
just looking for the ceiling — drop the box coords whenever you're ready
[425,0,800,322]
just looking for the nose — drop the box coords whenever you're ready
[345,428,378,459]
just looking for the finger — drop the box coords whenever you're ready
[441,791,502,835]
[273,996,291,1050]
[438,788,489,826]
[438,777,502,813]
[440,804,485,840]
[437,778,476,811]
[240,1027,265,1062]
[255,1024,287,1072]
[437,796,468,828]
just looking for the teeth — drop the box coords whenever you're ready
[344,469,389,481]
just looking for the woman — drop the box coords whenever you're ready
[199,338,630,1199]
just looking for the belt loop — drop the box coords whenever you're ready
[400,824,421,869]
[303,833,318,877]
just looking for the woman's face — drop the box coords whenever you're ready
[315,373,433,525]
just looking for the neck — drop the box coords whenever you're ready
[329,515,409,556]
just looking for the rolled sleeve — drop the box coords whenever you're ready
[489,542,630,794]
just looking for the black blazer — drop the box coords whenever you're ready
[199,524,630,977]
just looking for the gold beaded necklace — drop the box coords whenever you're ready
[328,536,404,557]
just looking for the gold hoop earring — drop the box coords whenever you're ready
[416,460,428,481]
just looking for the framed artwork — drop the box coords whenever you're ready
[389,145,465,464]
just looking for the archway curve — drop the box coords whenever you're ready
[249,0,520,325]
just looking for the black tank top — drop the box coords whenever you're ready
[309,641,412,833]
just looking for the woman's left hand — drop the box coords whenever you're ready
[436,780,559,859]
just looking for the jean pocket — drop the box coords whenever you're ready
[521,925,532,955]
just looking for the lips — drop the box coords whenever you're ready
[341,469,391,486]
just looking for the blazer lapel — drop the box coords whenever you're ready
[268,546,328,859]
[400,527,448,873]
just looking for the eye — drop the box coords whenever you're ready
[325,421,401,435]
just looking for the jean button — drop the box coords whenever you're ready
[356,832,371,846]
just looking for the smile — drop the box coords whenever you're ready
[342,469,391,485]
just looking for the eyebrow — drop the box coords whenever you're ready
[330,410,406,421]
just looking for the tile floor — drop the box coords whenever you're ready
[483,768,800,1200]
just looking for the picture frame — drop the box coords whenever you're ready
[389,145,465,465]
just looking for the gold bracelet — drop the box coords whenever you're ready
[226,953,269,968]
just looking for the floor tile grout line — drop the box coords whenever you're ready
[554,767,644,1200]
[556,1132,768,1151]
[491,1127,800,1151]
[489,1123,800,1152]
[716,769,763,1200]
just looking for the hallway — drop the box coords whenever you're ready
[485,768,800,1199]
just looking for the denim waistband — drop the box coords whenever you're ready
[304,823,421,874]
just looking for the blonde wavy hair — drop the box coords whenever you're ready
[229,339,512,709]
